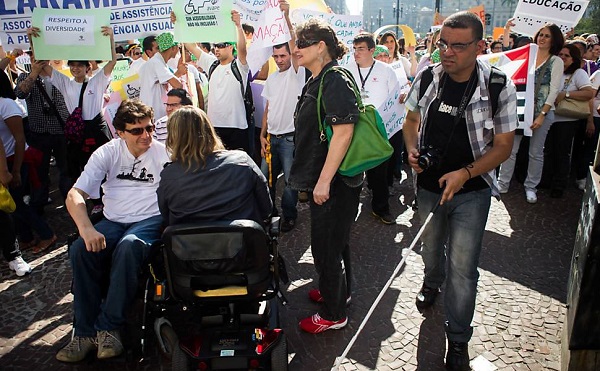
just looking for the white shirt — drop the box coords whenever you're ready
[153,115,168,144]
[346,60,400,108]
[139,53,176,119]
[262,66,305,135]
[591,70,600,119]
[197,53,250,129]
[128,58,146,76]
[554,69,592,122]
[49,69,111,120]
[0,98,24,157]
[74,139,170,223]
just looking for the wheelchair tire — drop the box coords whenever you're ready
[159,324,188,370]
[270,333,288,371]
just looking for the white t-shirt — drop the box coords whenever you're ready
[128,58,146,76]
[262,66,305,135]
[197,53,250,129]
[74,139,170,223]
[590,70,600,119]
[346,60,400,108]
[0,98,24,157]
[554,69,592,122]
[139,53,176,119]
[49,69,111,120]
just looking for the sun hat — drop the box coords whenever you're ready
[373,45,390,58]
[156,33,178,52]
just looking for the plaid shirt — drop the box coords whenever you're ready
[14,72,69,135]
[405,60,518,196]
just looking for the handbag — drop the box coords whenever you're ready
[0,184,16,213]
[317,66,393,177]
[64,81,88,143]
[555,74,591,119]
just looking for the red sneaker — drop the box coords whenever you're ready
[299,313,348,334]
[308,289,351,304]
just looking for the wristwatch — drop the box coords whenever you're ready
[541,111,547,116]
[566,91,571,98]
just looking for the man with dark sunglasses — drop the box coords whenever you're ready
[58,100,169,363]
[403,11,517,370]
[184,10,251,153]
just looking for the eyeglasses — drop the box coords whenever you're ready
[164,102,182,108]
[214,43,230,49]
[123,125,155,136]
[295,39,320,49]
[133,52,142,56]
[436,39,478,53]
[353,46,372,52]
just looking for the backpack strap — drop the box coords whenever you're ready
[207,60,219,81]
[487,66,507,118]
[418,65,435,102]
[78,81,88,109]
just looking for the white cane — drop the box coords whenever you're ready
[331,193,443,371]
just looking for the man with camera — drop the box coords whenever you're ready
[403,11,517,371]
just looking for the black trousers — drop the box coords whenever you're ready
[543,120,577,191]
[214,127,249,154]
[0,211,21,262]
[367,159,391,214]
[309,176,360,320]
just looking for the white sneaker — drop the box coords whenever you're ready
[525,190,537,204]
[498,183,509,194]
[8,256,32,277]
[576,179,586,191]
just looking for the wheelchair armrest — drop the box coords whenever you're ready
[268,216,281,238]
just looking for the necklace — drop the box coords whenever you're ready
[357,61,375,100]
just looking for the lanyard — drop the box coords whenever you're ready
[357,61,375,91]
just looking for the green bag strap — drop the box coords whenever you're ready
[317,66,364,142]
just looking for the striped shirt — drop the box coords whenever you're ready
[405,60,518,197]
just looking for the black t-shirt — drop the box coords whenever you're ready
[417,74,489,194]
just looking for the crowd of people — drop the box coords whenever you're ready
[1,3,599,370]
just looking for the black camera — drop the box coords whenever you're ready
[418,145,441,170]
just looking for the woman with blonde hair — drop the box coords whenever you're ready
[157,106,271,226]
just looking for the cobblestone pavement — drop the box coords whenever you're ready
[0,171,581,371]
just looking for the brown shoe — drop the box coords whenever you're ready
[97,330,124,359]
[56,336,97,362]
[33,235,57,254]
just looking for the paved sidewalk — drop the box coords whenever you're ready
[0,174,580,370]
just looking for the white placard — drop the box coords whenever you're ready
[43,15,95,46]
[290,9,363,48]
[377,85,405,138]
[511,0,589,36]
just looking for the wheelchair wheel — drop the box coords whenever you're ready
[159,324,188,370]
[270,333,288,371]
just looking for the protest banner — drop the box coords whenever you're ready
[468,4,486,30]
[290,9,363,49]
[493,27,504,41]
[31,8,111,60]
[0,0,173,50]
[377,85,405,138]
[114,73,142,101]
[173,0,235,43]
[511,0,589,36]
[251,0,290,49]
[478,43,538,136]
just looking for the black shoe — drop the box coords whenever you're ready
[550,189,564,198]
[281,219,296,232]
[445,341,470,371]
[371,211,396,225]
[416,284,439,310]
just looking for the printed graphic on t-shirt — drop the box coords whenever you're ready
[438,101,459,116]
[116,160,155,183]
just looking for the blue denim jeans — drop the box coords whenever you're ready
[417,187,491,343]
[260,134,297,220]
[69,215,162,337]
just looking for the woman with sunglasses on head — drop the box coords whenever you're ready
[157,106,271,226]
[543,43,594,197]
[498,23,564,204]
[379,31,416,79]
[288,19,361,334]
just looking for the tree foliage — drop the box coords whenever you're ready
[575,0,600,36]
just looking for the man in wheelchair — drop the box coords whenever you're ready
[57,100,170,362]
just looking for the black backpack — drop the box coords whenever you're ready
[418,65,507,118]
[208,59,255,131]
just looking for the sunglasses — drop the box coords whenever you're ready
[123,125,155,136]
[295,39,320,49]
[133,52,142,56]
[214,43,230,49]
